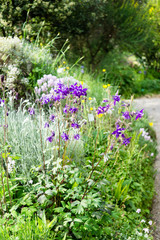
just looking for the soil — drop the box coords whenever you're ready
[132,95,160,239]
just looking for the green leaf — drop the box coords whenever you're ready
[47,216,57,229]
[37,195,47,204]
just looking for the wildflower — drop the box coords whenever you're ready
[88,97,92,100]
[80,81,84,85]
[149,7,154,14]
[71,122,80,129]
[103,85,108,88]
[136,208,141,213]
[149,122,153,127]
[69,107,78,114]
[74,134,80,140]
[61,132,69,141]
[107,84,111,87]
[135,109,144,120]
[112,125,125,139]
[97,104,110,115]
[90,107,93,111]
[28,108,35,115]
[122,111,131,120]
[102,69,106,72]
[28,180,33,184]
[0,98,5,107]
[44,122,49,128]
[103,99,108,103]
[81,100,85,103]
[151,153,154,157]
[122,134,132,146]
[148,220,152,225]
[110,144,114,150]
[81,69,84,74]
[49,114,55,122]
[66,66,69,70]
[141,219,146,223]
[143,228,149,234]
[112,93,121,106]
[63,61,66,64]
[97,114,103,118]
[57,67,65,73]
[46,131,55,143]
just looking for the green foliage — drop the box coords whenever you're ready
[0,0,157,68]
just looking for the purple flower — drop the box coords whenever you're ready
[61,132,69,141]
[135,109,144,120]
[112,125,125,138]
[112,93,121,106]
[71,122,80,128]
[122,134,132,146]
[69,83,87,98]
[46,132,55,143]
[122,111,131,120]
[110,144,114,150]
[97,104,110,115]
[74,134,80,140]
[63,105,68,114]
[0,98,4,107]
[28,108,35,115]
[81,69,84,74]
[103,99,108,103]
[49,114,55,122]
[44,122,49,128]
[69,107,78,114]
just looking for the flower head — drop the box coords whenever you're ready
[71,122,80,129]
[135,109,144,120]
[136,208,141,213]
[122,111,131,120]
[28,108,35,115]
[112,93,121,106]
[44,122,49,128]
[112,125,125,139]
[74,134,80,140]
[61,132,69,141]
[46,131,55,143]
[49,114,55,122]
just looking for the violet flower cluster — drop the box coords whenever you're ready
[34,76,88,144]
[96,92,144,148]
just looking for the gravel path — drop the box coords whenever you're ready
[133,96,160,239]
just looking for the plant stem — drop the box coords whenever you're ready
[39,106,45,172]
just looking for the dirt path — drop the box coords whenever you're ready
[133,96,160,239]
